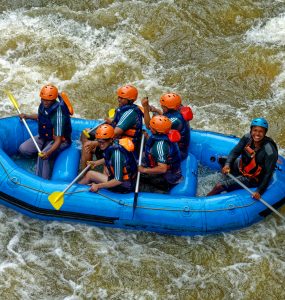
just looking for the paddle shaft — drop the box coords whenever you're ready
[86,122,105,135]
[62,164,91,194]
[133,134,145,215]
[65,189,118,203]
[83,109,115,136]
[5,91,42,154]
[227,173,285,220]
[22,118,42,153]
[135,134,145,193]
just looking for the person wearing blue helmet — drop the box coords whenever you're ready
[207,118,278,199]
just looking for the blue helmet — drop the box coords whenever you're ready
[251,118,268,131]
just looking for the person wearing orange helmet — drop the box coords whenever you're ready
[80,84,143,169]
[138,115,182,192]
[79,124,138,193]
[19,84,72,179]
[141,93,190,160]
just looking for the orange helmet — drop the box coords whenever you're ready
[40,84,58,101]
[149,115,172,134]
[95,124,115,139]
[117,85,138,101]
[160,93,181,110]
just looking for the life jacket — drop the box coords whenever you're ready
[239,137,278,179]
[164,110,190,152]
[112,104,143,143]
[103,140,137,182]
[38,94,72,142]
[144,134,181,171]
[179,106,193,121]
[60,91,74,115]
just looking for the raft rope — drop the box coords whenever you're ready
[0,159,257,212]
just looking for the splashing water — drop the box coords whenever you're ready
[0,1,285,299]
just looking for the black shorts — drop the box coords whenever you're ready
[139,173,176,193]
[94,147,104,160]
[107,180,134,194]
[222,175,258,192]
[220,158,259,192]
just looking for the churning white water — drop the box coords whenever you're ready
[0,1,285,299]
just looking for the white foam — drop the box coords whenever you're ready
[245,14,285,125]
[0,7,183,117]
[0,5,285,300]
[246,13,285,45]
[7,233,25,264]
[0,261,18,272]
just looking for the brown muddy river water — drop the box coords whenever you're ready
[0,1,285,299]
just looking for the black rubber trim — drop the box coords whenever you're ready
[259,197,285,218]
[0,191,119,224]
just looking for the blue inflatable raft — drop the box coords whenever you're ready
[0,116,284,236]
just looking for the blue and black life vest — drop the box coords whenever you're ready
[38,94,72,142]
[112,104,143,143]
[145,134,181,171]
[164,110,190,153]
[103,141,138,182]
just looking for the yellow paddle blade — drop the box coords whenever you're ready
[82,129,90,138]
[4,90,19,110]
[48,191,64,210]
[108,108,115,118]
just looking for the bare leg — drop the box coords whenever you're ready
[207,183,225,196]
[79,170,108,185]
[80,139,98,171]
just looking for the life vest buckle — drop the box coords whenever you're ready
[245,145,255,158]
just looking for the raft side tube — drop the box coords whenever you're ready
[0,117,38,156]
[70,118,104,140]
[126,194,206,233]
[204,193,250,233]
[0,162,44,208]
[51,141,81,182]
[170,153,198,196]
[190,130,239,170]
